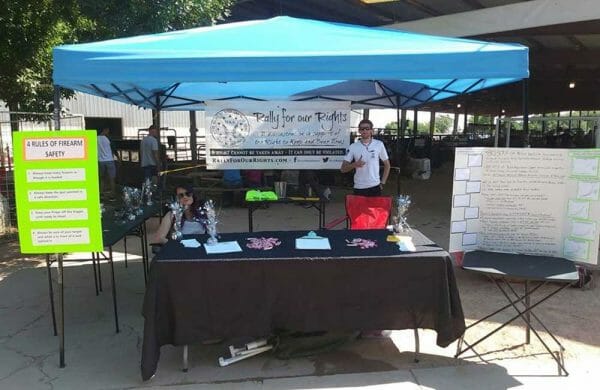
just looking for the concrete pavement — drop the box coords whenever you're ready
[1,165,599,389]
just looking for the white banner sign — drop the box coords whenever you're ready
[205,101,350,169]
[450,147,600,265]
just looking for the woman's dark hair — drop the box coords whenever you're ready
[175,185,205,224]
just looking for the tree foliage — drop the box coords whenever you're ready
[0,0,235,128]
[0,0,82,116]
[434,114,453,134]
[77,0,235,41]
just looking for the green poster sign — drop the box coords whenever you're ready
[13,130,103,253]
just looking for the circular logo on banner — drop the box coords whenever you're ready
[209,109,250,147]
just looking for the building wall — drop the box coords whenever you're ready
[64,92,206,138]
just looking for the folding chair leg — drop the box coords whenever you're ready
[182,345,188,372]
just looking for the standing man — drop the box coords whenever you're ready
[140,124,162,185]
[97,127,118,198]
[341,119,390,196]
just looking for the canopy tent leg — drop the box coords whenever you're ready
[53,85,61,131]
[462,105,468,134]
[494,114,501,147]
[453,111,459,134]
[400,109,407,158]
[429,111,435,138]
[412,109,417,137]
[523,78,529,147]
[596,118,600,148]
[395,103,401,164]
[189,111,198,162]
[152,110,161,130]
[395,104,402,195]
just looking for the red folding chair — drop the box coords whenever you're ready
[323,194,421,361]
[324,195,392,230]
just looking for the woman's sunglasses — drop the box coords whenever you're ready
[177,191,193,199]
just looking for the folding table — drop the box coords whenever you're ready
[455,250,579,375]
[246,197,325,232]
[141,229,465,380]
[46,203,159,367]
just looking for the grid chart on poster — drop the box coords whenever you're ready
[449,147,600,265]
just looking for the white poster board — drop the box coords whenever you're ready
[205,101,350,169]
[450,147,600,265]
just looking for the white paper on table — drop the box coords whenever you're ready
[295,237,331,250]
[572,158,599,176]
[204,241,243,254]
[397,236,416,252]
[181,239,202,248]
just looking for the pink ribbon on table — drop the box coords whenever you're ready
[346,238,377,249]
[246,237,282,250]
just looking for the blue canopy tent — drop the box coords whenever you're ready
[53,16,529,111]
[49,18,530,369]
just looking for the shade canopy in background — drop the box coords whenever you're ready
[53,16,529,111]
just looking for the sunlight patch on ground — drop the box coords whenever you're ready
[296,384,416,390]
[57,251,142,267]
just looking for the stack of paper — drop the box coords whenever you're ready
[180,239,201,248]
[295,237,331,250]
[204,241,243,254]
[397,236,416,252]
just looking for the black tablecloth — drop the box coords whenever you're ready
[102,204,160,247]
[141,229,465,380]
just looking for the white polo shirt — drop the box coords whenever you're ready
[343,138,389,189]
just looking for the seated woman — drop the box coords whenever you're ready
[153,185,206,244]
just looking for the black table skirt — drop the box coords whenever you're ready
[141,229,465,380]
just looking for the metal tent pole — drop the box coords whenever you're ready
[522,79,530,147]
[53,86,61,131]
[494,115,500,147]
[395,101,402,195]
[190,111,198,162]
